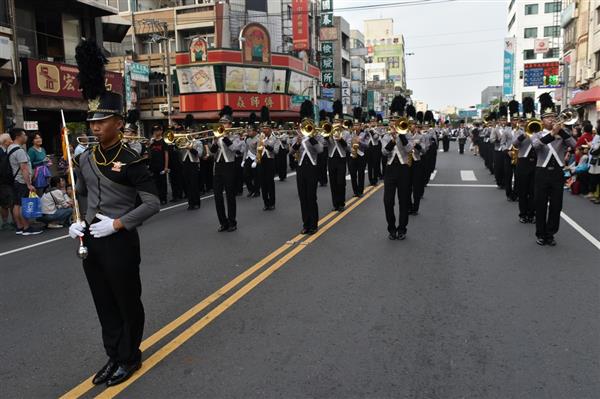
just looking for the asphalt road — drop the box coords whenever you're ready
[1,142,599,399]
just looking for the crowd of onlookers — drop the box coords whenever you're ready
[0,128,76,236]
[563,120,600,203]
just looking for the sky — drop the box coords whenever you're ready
[335,0,508,110]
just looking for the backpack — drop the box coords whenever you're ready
[0,147,20,185]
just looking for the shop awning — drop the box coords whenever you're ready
[570,86,600,105]
[102,15,131,43]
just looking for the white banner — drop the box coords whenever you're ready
[534,38,550,54]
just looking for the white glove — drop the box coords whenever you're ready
[68,221,86,239]
[89,214,117,238]
[251,161,257,168]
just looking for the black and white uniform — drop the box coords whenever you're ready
[327,130,351,210]
[210,135,244,228]
[290,135,324,232]
[347,129,369,196]
[513,130,536,220]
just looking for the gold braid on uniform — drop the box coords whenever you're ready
[93,143,124,166]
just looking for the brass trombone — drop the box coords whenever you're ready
[389,117,410,135]
[525,119,543,137]
[122,135,149,144]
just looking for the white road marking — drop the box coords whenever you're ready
[430,170,437,181]
[460,170,477,181]
[561,212,600,251]
[0,172,301,258]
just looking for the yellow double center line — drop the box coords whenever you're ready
[61,183,383,399]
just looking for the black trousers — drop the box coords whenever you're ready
[534,166,564,239]
[182,160,201,207]
[289,151,298,171]
[317,151,328,185]
[442,137,450,152]
[328,155,347,208]
[503,152,516,199]
[424,146,437,185]
[199,158,213,193]
[483,142,494,173]
[276,148,288,180]
[235,156,244,194]
[493,150,505,187]
[169,166,184,200]
[348,155,366,196]
[259,158,276,207]
[366,143,382,185]
[83,228,143,365]
[152,172,167,203]
[243,158,259,194]
[458,139,466,154]
[297,160,319,230]
[383,162,411,234]
[410,160,425,212]
[516,157,536,218]
[214,162,236,227]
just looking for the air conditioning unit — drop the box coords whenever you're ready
[584,68,594,81]
[159,104,170,113]
[0,37,13,67]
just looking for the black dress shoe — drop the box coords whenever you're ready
[263,206,270,211]
[545,237,556,246]
[301,228,309,234]
[269,205,275,210]
[218,225,229,232]
[536,237,546,246]
[106,361,142,387]
[307,228,317,235]
[92,359,118,385]
[227,224,237,232]
[397,232,406,240]
[388,232,397,240]
[247,192,254,198]
[519,216,528,224]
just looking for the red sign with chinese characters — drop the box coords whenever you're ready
[24,58,123,99]
[180,93,300,113]
[292,0,309,51]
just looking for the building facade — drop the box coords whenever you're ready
[505,0,563,103]
[350,29,366,110]
[0,0,122,154]
[481,85,503,106]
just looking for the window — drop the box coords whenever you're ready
[595,51,600,72]
[544,2,561,13]
[524,27,538,38]
[544,25,560,37]
[508,14,516,30]
[524,49,536,60]
[597,6,600,24]
[543,47,559,58]
[525,4,538,15]
[0,0,9,27]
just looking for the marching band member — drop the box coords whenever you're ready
[491,105,507,189]
[409,111,431,215]
[531,93,576,246]
[457,121,467,154]
[243,115,260,198]
[381,115,414,240]
[513,97,537,224]
[276,125,289,181]
[180,124,203,210]
[291,115,323,235]
[327,114,351,211]
[69,40,160,387]
[257,107,280,211]
[347,116,369,197]
[366,114,383,186]
[503,100,520,201]
[210,107,244,232]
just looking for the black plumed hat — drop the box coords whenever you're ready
[539,92,556,118]
[498,103,508,119]
[522,96,535,118]
[248,112,257,125]
[406,104,416,120]
[333,100,343,120]
[416,111,424,124]
[508,100,520,119]
[260,105,270,126]
[424,110,434,125]
[353,106,363,122]
[219,105,234,123]
[300,100,314,119]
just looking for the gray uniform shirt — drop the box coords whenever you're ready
[289,135,324,166]
[490,126,503,150]
[512,129,534,158]
[531,129,576,167]
[181,139,204,163]
[259,134,281,159]
[210,135,244,163]
[381,133,414,165]
[327,130,352,158]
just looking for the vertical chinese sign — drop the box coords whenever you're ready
[503,38,515,99]
[319,0,335,87]
[292,0,309,50]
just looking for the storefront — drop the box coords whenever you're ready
[175,23,321,122]
[570,86,600,123]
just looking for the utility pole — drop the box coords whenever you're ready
[141,18,173,126]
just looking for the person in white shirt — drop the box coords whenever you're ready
[40,176,73,228]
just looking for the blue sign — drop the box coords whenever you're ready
[524,67,544,87]
[503,38,515,98]
[458,109,478,118]
[318,99,333,112]
[322,88,336,99]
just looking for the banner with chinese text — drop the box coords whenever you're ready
[292,0,309,50]
[503,38,515,98]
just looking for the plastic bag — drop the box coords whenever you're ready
[22,192,42,219]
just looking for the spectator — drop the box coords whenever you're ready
[0,133,15,230]
[40,176,73,228]
[8,128,42,235]
[576,122,594,149]
[27,131,51,195]
[587,134,600,204]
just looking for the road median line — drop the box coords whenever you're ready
[94,183,383,399]
[59,189,370,399]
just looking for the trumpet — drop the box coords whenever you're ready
[164,130,211,148]
[76,135,99,145]
[389,117,410,135]
[122,134,149,144]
